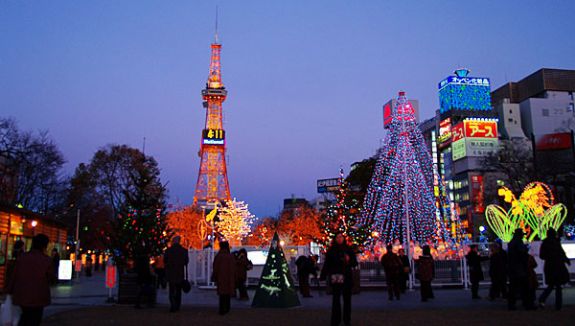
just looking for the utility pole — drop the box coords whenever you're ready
[75,209,81,279]
[399,92,413,290]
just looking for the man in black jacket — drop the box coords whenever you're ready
[164,236,189,312]
[507,229,534,310]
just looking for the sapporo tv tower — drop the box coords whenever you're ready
[192,22,231,209]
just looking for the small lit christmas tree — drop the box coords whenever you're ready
[322,168,369,246]
[252,232,300,308]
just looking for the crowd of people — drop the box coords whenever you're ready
[3,228,572,326]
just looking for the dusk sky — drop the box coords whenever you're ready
[2,1,574,217]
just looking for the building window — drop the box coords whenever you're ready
[542,108,549,117]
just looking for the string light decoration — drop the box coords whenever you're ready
[485,182,568,242]
[215,198,255,245]
[360,92,451,246]
[321,168,369,246]
[564,224,575,240]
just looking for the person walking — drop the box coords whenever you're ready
[296,255,315,298]
[381,244,402,301]
[213,241,236,315]
[417,245,435,302]
[153,255,167,289]
[235,248,252,300]
[398,248,410,293]
[320,233,358,326]
[85,254,93,277]
[134,252,154,309]
[51,248,60,284]
[466,245,488,299]
[8,234,55,326]
[507,228,534,310]
[538,229,571,310]
[164,236,189,312]
[488,242,508,300]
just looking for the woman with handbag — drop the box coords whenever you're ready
[320,233,358,326]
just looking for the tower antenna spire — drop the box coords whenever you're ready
[214,5,219,43]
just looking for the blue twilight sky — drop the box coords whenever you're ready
[1,1,575,217]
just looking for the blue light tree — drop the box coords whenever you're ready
[360,92,452,246]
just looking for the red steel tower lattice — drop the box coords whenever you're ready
[193,39,231,208]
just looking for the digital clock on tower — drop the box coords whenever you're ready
[202,129,225,145]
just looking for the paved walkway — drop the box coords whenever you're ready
[44,270,575,324]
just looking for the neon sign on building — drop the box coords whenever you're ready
[438,69,492,114]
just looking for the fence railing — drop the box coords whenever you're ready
[188,242,575,288]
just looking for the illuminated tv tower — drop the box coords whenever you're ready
[192,24,231,208]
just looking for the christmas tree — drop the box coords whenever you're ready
[252,232,300,308]
[322,168,369,246]
[113,156,171,265]
[360,92,451,245]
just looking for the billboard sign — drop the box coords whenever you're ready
[534,132,573,151]
[452,138,466,161]
[452,137,498,161]
[437,118,452,148]
[452,122,465,142]
[463,119,497,138]
[471,175,485,213]
[383,102,392,127]
[317,178,340,193]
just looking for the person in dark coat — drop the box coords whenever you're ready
[381,245,402,301]
[527,254,538,305]
[8,234,55,326]
[466,245,488,299]
[213,241,236,315]
[235,248,252,300]
[507,228,534,310]
[538,229,571,310]
[398,248,410,293]
[417,245,435,302]
[320,233,358,326]
[85,254,93,277]
[134,252,154,309]
[488,242,507,300]
[296,255,312,297]
[51,248,60,284]
[164,236,189,312]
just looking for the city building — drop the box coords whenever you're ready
[419,68,499,239]
[492,68,575,220]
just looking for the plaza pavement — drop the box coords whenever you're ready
[43,271,575,325]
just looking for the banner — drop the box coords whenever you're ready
[534,132,573,151]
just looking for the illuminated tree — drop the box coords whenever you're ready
[167,205,212,249]
[360,92,450,245]
[113,153,171,265]
[277,205,323,245]
[322,168,369,246]
[216,198,255,245]
[245,217,277,247]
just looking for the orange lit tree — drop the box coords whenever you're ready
[245,217,278,247]
[277,205,323,246]
[167,206,212,249]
